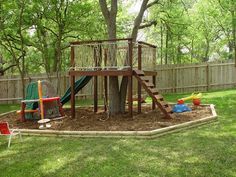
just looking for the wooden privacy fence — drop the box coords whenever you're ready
[0,61,236,103]
[155,61,236,93]
[0,73,101,104]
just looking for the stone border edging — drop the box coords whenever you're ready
[18,104,217,138]
[0,110,17,118]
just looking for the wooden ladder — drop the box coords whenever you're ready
[134,70,175,119]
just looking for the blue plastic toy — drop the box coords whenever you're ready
[172,103,191,113]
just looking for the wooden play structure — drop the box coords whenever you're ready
[17,80,64,122]
[69,38,174,119]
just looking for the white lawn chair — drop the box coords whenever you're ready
[0,122,22,148]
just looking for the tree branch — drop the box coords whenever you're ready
[43,26,58,37]
[110,0,117,18]
[146,0,159,9]
[139,20,157,29]
[61,43,70,50]
[62,34,79,40]
[0,64,17,75]
[131,0,149,40]
[99,0,110,23]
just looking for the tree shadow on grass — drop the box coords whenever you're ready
[1,89,236,177]
[20,128,235,177]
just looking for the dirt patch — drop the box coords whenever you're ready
[0,104,213,131]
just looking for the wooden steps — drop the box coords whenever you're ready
[133,70,175,119]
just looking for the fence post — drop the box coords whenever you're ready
[206,63,210,91]
[174,67,177,93]
[172,67,175,93]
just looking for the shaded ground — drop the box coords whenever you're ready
[0,104,212,131]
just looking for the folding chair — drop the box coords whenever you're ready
[0,122,22,148]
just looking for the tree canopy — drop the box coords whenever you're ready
[0,0,235,76]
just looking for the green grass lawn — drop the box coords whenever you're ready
[0,89,236,177]
[0,104,19,114]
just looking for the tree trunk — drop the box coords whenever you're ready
[55,35,63,94]
[204,38,210,62]
[107,25,120,114]
[176,35,181,64]
[165,27,169,64]
[20,70,25,99]
[99,0,120,114]
[99,0,156,114]
[231,6,236,66]
[191,38,194,63]
[119,0,149,113]
[19,1,26,99]
[228,40,233,60]
[160,21,163,65]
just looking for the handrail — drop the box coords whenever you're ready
[138,41,157,48]
[70,38,133,45]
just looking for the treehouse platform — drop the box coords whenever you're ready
[69,38,174,119]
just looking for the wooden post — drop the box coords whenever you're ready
[128,39,133,117]
[137,43,142,113]
[206,63,210,91]
[104,49,108,111]
[152,75,156,110]
[174,67,177,93]
[70,46,76,118]
[152,46,157,110]
[94,76,98,112]
[152,47,157,70]
[173,67,177,93]
[104,76,108,111]
[21,102,26,122]
[94,47,98,112]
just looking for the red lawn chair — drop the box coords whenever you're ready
[0,122,22,148]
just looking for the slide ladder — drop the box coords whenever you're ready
[134,70,175,119]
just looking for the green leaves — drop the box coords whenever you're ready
[0,0,106,74]
[147,0,235,64]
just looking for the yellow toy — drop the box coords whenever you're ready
[178,93,202,106]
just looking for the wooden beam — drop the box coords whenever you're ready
[94,76,98,112]
[128,39,133,117]
[138,44,142,113]
[70,38,133,45]
[138,41,157,48]
[70,46,76,119]
[143,71,157,76]
[152,75,156,110]
[69,70,132,76]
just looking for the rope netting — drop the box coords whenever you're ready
[140,44,157,70]
[71,41,156,71]
[72,41,132,70]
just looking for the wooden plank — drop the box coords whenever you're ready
[165,106,173,113]
[139,76,150,81]
[134,70,145,76]
[152,75,156,110]
[143,82,154,87]
[150,88,159,94]
[69,70,132,76]
[154,94,163,100]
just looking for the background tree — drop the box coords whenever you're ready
[0,0,29,98]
